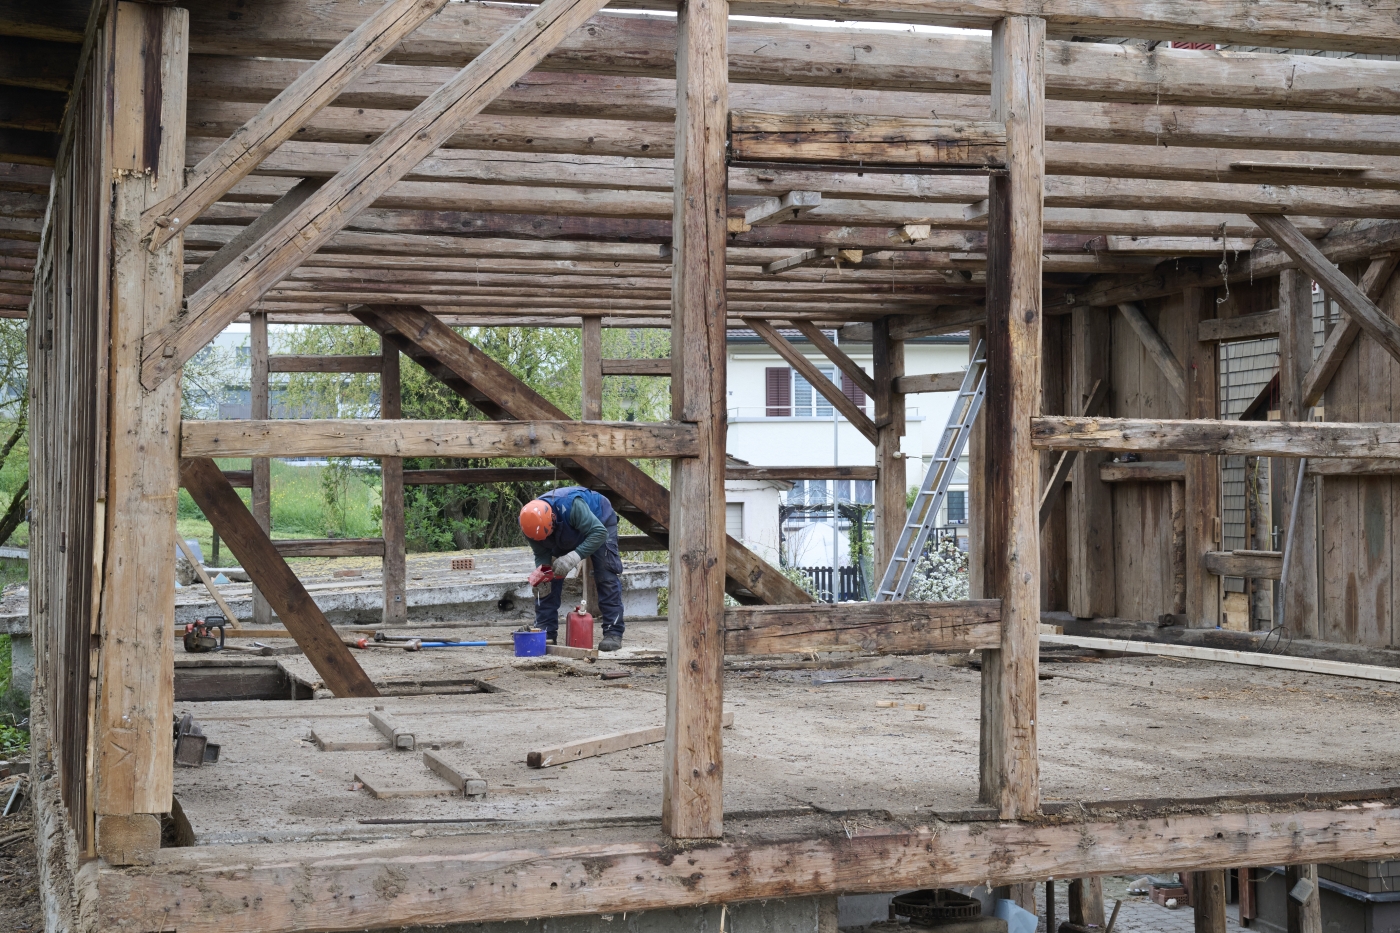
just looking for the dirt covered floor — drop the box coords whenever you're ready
[0,772,40,931]
[168,614,1400,847]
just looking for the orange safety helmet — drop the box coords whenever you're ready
[519,499,554,540]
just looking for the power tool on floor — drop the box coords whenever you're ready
[183,618,225,653]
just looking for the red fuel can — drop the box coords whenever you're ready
[565,605,595,649]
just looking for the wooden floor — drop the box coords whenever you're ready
[169,615,1400,848]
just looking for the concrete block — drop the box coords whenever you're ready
[8,632,33,696]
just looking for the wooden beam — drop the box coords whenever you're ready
[1203,550,1283,580]
[143,0,449,250]
[176,538,242,630]
[179,458,378,698]
[1107,235,1256,254]
[1307,458,1400,476]
[93,803,1400,933]
[872,316,906,578]
[1038,377,1107,528]
[529,713,735,769]
[1286,864,1322,933]
[1032,416,1400,458]
[725,465,876,481]
[742,190,821,228]
[1117,302,1187,403]
[268,354,386,373]
[139,0,616,389]
[1099,460,1186,482]
[274,538,386,558]
[1194,870,1227,933]
[183,178,325,297]
[1067,307,1114,619]
[180,419,700,459]
[979,14,1043,822]
[745,318,879,445]
[1251,214,1400,377]
[248,313,274,629]
[379,336,406,624]
[1278,268,1318,637]
[894,371,965,394]
[723,599,1001,655]
[94,3,188,860]
[793,321,876,398]
[601,357,669,376]
[1299,254,1400,407]
[730,111,1006,167]
[1197,310,1280,343]
[665,0,729,842]
[403,466,570,484]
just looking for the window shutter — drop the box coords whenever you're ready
[766,367,791,416]
[841,372,867,410]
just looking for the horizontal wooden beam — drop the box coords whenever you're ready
[268,354,386,373]
[1198,310,1280,343]
[95,802,1400,933]
[895,371,965,394]
[1307,458,1400,476]
[1098,460,1186,482]
[274,538,386,558]
[180,420,700,460]
[1032,417,1400,459]
[730,111,1005,168]
[1043,633,1400,683]
[185,6,1400,105]
[601,358,670,376]
[403,467,571,484]
[1203,550,1283,580]
[724,465,877,481]
[724,599,1001,656]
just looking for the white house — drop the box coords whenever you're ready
[724,329,973,571]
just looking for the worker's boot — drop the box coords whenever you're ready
[547,630,557,646]
[598,632,623,652]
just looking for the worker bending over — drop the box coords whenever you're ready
[519,486,626,651]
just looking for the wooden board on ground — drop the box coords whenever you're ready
[311,719,465,752]
[527,711,735,769]
[1041,634,1400,684]
[423,749,487,797]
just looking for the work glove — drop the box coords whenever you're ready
[528,565,555,599]
[552,550,582,578]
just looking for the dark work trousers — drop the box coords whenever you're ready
[534,520,625,637]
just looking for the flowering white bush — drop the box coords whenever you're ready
[907,537,969,601]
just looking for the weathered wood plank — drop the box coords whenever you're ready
[268,354,386,373]
[1299,255,1400,407]
[724,599,1001,655]
[179,458,378,698]
[793,320,875,398]
[1203,550,1283,580]
[1067,307,1115,620]
[1033,416,1400,459]
[1038,377,1107,528]
[1184,288,1221,628]
[1197,310,1280,343]
[1308,458,1400,476]
[179,419,701,460]
[404,466,571,484]
[273,538,386,558]
[1117,302,1186,403]
[895,371,965,394]
[94,804,1400,933]
[530,712,734,769]
[139,0,617,388]
[1098,460,1185,482]
[979,13,1043,821]
[730,112,1006,167]
[725,465,877,481]
[601,357,670,376]
[872,317,906,579]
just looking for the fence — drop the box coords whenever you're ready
[796,565,865,602]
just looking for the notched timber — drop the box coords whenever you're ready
[724,599,1001,655]
[1032,416,1400,459]
[730,111,1006,168]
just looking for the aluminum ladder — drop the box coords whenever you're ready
[872,340,987,602]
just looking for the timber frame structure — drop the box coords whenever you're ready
[10,0,1400,930]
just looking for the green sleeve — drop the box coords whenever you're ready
[529,539,553,567]
[569,497,607,559]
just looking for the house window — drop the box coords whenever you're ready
[726,502,744,538]
[854,480,873,504]
[945,490,967,524]
[765,364,867,417]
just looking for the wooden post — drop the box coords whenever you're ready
[1069,877,1106,928]
[250,310,272,626]
[1278,269,1320,638]
[967,324,986,600]
[1184,287,1221,627]
[1068,307,1115,619]
[872,316,906,578]
[1286,864,1322,933]
[663,0,727,841]
[1040,315,1068,610]
[380,336,406,624]
[93,1,188,867]
[581,316,603,616]
[979,14,1044,820]
[1194,869,1228,933]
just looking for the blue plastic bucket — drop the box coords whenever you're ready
[513,630,547,657]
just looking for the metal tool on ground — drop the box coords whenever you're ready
[873,339,987,602]
[182,619,225,653]
[813,674,925,686]
[173,713,220,767]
